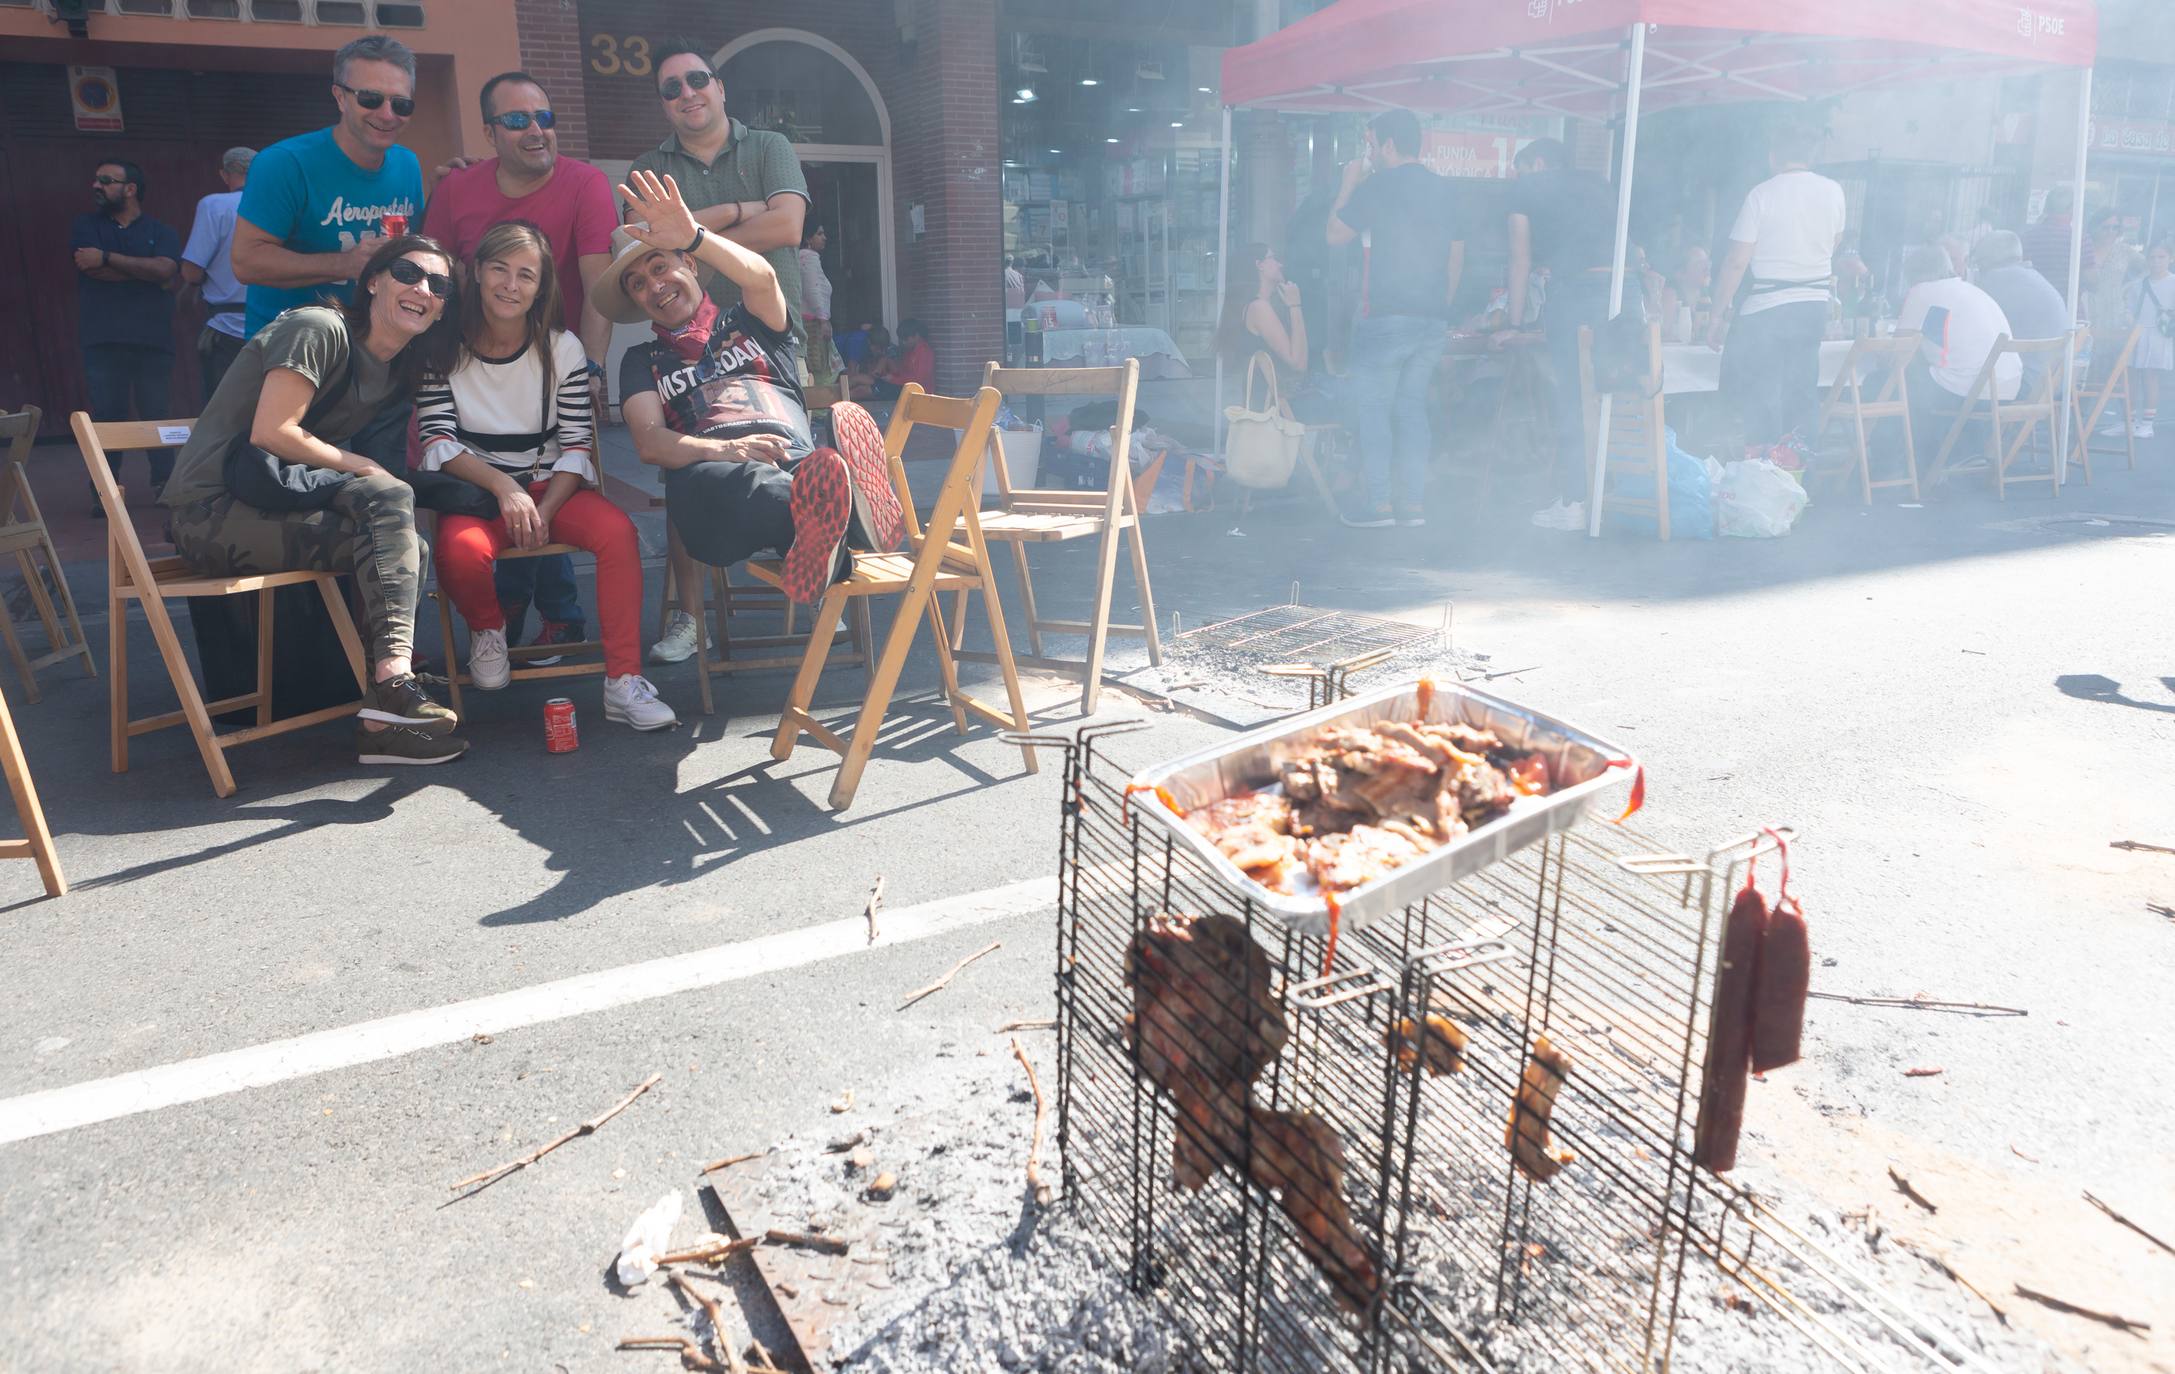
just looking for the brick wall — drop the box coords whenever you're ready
[515,0,590,159]
[529,0,1005,394]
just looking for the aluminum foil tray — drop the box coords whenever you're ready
[1126,679,1640,937]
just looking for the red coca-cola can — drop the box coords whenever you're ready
[543,697,579,753]
[381,213,408,239]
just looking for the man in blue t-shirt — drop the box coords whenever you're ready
[71,157,183,499]
[234,34,424,337]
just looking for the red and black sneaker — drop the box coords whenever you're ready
[829,401,904,551]
[780,449,854,605]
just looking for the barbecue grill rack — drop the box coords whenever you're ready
[1029,721,1999,1374]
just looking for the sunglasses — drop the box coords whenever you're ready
[92,175,127,186]
[384,258,452,299]
[337,82,416,118]
[658,69,715,102]
[486,109,556,131]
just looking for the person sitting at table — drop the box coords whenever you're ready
[161,235,467,766]
[1657,245,1711,344]
[873,318,935,400]
[1895,244,2018,454]
[1709,120,1846,456]
[599,169,902,613]
[1970,230,2069,394]
[1220,241,1342,426]
[415,220,676,732]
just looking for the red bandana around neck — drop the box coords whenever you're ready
[654,293,720,365]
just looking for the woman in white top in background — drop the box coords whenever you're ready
[416,220,676,730]
[798,223,836,382]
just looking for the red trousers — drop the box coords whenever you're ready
[438,484,642,678]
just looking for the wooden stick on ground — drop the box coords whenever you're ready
[701,1151,762,1175]
[2083,1189,2175,1258]
[2011,1284,2153,1335]
[617,1334,725,1372]
[668,1271,746,1374]
[656,1235,760,1266]
[1887,1164,1939,1214]
[450,1073,663,1192]
[897,941,1001,1010]
[1010,1036,1053,1206]
[997,1018,1057,1032]
[865,875,885,945]
[765,1228,849,1255]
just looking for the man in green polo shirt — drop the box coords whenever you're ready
[632,38,809,332]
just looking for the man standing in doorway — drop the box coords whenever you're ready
[1709,120,1846,456]
[425,70,619,661]
[1501,137,1625,531]
[71,158,182,503]
[1327,108,1463,529]
[632,37,812,663]
[181,146,256,402]
[233,34,424,338]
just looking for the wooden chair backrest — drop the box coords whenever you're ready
[878,385,1004,554]
[2097,320,2143,382]
[72,412,196,598]
[1958,334,2068,414]
[1577,321,1665,454]
[978,360,1141,503]
[1838,334,1920,409]
[0,406,41,524]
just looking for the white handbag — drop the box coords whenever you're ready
[1223,351,1304,490]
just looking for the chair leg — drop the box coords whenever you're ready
[1899,405,1921,502]
[975,569,1039,777]
[851,598,874,669]
[0,685,64,897]
[924,595,971,735]
[1007,540,1045,660]
[1125,517,1163,667]
[314,576,371,696]
[775,589,850,765]
[108,589,128,774]
[15,548,66,661]
[0,595,36,704]
[434,585,464,718]
[694,567,716,717]
[40,532,96,678]
[144,593,238,798]
[256,585,277,727]
[1851,406,1873,506]
[947,587,970,653]
[828,580,935,808]
[1078,519,1125,715]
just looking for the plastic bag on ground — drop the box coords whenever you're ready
[1604,426,1714,538]
[613,1190,682,1287]
[1717,457,1810,538]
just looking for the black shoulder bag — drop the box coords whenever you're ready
[219,343,359,513]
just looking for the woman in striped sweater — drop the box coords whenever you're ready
[417,220,675,730]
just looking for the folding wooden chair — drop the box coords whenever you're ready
[1577,322,1670,540]
[72,414,369,799]
[1812,335,1921,503]
[0,677,64,897]
[747,384,1035,810]
[2070,320,2141,484]
[1925,335,2068,499]
[690,564,872,717]
[968,361,1161,713]
[0,407,97,702]
[430,531,610,716]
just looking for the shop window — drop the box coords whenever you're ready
[0,1,34,9]
[373,0,422,26]
[115,0,180,13]
[718,40,883,146]
[315,0,366,23]
[186,0,243,16]
[248,0,303,19]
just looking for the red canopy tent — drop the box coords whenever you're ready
[1212,0,2101,523]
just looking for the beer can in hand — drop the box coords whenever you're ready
[543,697,579,752]
[381,213,408,239]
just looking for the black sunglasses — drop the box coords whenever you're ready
[337,82,416,118]
[93,175,127,186]
[384,258,452,299]
[486,109,556,131]
[658,69,715,102]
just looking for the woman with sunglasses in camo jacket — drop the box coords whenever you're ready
[163,236,471,767]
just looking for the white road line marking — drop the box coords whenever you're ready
[0,875,1057,1148]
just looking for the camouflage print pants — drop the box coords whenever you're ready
[170,471,424,665]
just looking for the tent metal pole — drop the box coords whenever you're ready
[1215,105,1234,453]
[2056,65,2092,491]
[1587,21,1649,538]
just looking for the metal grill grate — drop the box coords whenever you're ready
[1171,589,1446,669]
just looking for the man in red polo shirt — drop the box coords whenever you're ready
[425,70,618,657]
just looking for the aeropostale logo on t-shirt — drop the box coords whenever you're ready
[317,194,418,229]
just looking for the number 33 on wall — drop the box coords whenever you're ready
[590,34,652,77]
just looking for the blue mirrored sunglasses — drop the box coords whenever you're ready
[486,109,556,131]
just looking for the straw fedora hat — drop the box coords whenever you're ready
[589,222,716,325]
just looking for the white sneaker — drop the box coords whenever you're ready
[2134,418,2156,439]
[468,627,510,691]
[604,673,679,731]
[650,609,699,664]
[2098,415,2127,437]
[1530,499,1586,531]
